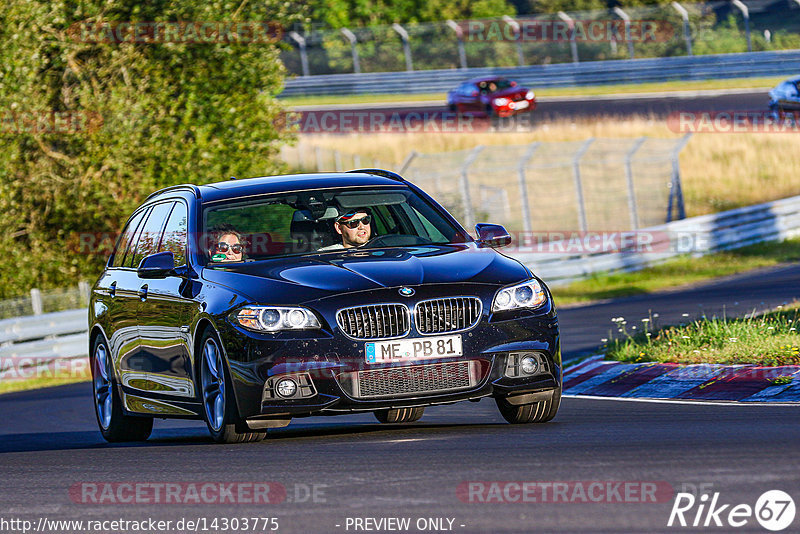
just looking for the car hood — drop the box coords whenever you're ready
[490,87,528,99]
[201,244,530,304]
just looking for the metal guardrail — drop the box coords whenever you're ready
[280,49,800,97]
[2,193,799,374]
[0,309,88,361]
[519,193,800,286]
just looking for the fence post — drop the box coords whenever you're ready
[340,28,361,73]
[30,288,43,315]
[399,151,418,174]
[288,32,310,77]
[671,2,693,56]
[732,0,752,52]
[78,281,90,306]
[314,146,323,171]
[392,23,414,71]
[625,137,647,230]
[557,12,579,63]
[613,7,635,59]
[460,146,484,230]
[517,142,541,234]
[353,154,361,168]
[503,16,525,66]
[334,150,343,172]
[446,20,468,69]
[572,138,594,233]
[667,133,692,222]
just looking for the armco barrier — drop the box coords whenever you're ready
[280,49,800,97]
[2,193,800,373]
[519,193,800,285]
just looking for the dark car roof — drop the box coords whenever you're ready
[466,76,508,84]
[149,172,407,204]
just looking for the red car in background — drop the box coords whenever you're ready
[447,77,536,118]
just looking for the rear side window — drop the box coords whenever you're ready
[160,202,188,267]
[111,209,147,268]
[128,202,174,268]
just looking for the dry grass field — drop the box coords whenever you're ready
[294,115,800,217]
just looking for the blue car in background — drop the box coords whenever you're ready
[769,76,800,116]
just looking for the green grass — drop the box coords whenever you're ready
[604,303,800,366]
[0,366,91,395]
[553,237,800,306]
[279,76,783,107]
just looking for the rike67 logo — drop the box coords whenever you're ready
[668,490,795,531]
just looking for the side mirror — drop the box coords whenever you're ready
[475,223,512,249]
[470,90,478,97]
[138,251,175,279]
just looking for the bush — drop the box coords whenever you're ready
[0,1,299,298]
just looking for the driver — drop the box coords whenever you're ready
[319,209,372,251]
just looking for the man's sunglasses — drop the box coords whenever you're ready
[216,242,243,254]
[339,215,371,229]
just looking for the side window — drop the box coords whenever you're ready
[160,202,188,267]
[111,209,147,268]
[128,203,173,268]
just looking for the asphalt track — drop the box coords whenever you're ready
[2,263,799,533]
[294,89,770,125]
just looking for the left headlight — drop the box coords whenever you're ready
[235,306,321,332]
[492,279,547,312]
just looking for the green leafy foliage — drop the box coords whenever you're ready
[0,1,298,298]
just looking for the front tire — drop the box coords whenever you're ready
[199,328,266,444]
[496,387,561,424]
[374,407,424,424]
[91,336,153,442]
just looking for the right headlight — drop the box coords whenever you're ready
[235,306,321,332]
[491,279,547,312]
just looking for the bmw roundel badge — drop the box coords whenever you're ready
[399,287,415,297]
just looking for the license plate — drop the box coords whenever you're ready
[511,100,529,110]
[365,335,463,364]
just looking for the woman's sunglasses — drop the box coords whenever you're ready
[339,215,371,229]
[216,242,243,254]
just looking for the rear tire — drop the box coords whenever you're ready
[199,328,266,444]
[496,387,561,424]
[91,336,153,442]
[374,407,424,424]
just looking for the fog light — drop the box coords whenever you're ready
[521,355,539,375]
[276,378,297,398]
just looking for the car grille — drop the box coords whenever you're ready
[336,304,410,340]
[414,297,482,334]
[343,360,479,399]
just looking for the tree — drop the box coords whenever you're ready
[0,0,299,298]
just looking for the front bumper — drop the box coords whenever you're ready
[219,290,560,420]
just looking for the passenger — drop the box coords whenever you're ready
[318,209,372,251]
[208,224,244,262]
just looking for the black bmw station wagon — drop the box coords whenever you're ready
[89,170,561,443]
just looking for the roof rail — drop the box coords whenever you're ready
[346,168,405,182]
[145,184,202,201]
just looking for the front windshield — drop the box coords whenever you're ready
[202,186,470,264]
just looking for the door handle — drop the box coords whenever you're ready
[138,284,148,300]
[109,281,116,298]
